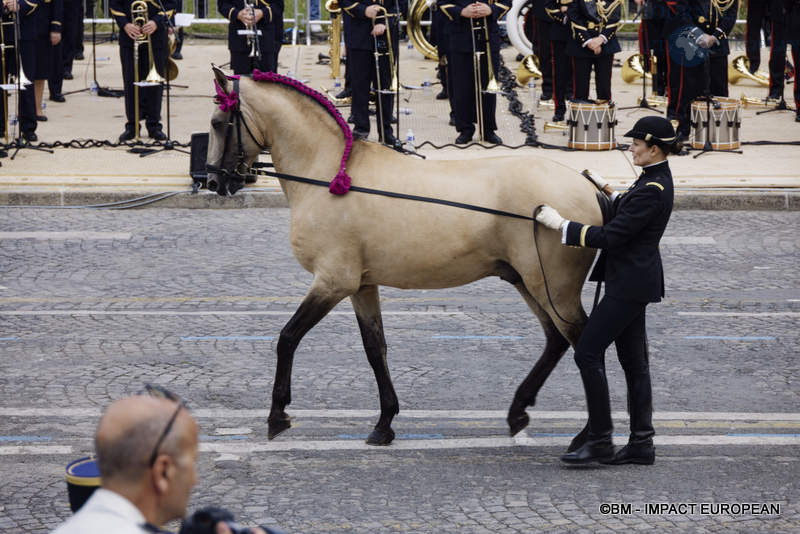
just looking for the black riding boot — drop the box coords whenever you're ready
[607,370,655,465]
[561,368,615,464]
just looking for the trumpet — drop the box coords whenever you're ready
[238,0,262,61]
[326,0,341,79]
[544,121,568,133]
[371,5,398,144]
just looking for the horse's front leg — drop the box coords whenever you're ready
[268,287,344,440]
[351,284,399,445]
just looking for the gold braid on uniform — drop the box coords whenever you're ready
[597,0,621,23]
[711,0,736,16]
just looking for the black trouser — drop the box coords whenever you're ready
[437,49,455,118]
[349,47,394,140]
[230,49,277,75]
[574,295,654,445]
[643,17,667,96]
[571,54,613,102]
[120,35,167,131]
[550,39,571,117]
[769,16,788,96]
[746,0,768,71]
[18,39,40,134]
[671,55,728,135]
[533,17,553,99]
[449,50,497,137]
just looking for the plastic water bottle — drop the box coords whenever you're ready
[42,101,46,111]
[90,81,98,97]
[399,107,413,115]
[334,78,342,92]
[529,80,538,113]
[422,79,431,95]
[9,113,17,126]
[405,128,415,153]
[407,41,414,50]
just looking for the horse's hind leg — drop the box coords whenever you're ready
[351,284,399,445]
[507,283,585,436]
[268,287,345,440]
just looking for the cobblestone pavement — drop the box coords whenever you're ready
[0,208,798,533]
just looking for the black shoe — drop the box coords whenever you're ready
[352,129,369,140]
[335,88,351,99]
[561,440,615,464]
[50,94,66,103]
[171,52,183,60]
[455,132,472,144]
[0,148,7,158]
[22,131,37,142]
[382,133,399,147]
[603,442,655,465]
[149,129,167,141]
[567,424,589,453]
[74,51,84,60]
[63,72,73,80]
[552,113,565,123]
[561,367,614,464]
[541,93,553,101]
[435,89,448,100]
[484,132,503,144]
[767,90,783,101]
[347,114,354,124]
[118,126,136,142]
[36,115,47,122]
[449,116,456,127]
[390,115,397,124]
[796,113,800,123]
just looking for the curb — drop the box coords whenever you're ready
[1,190,799,210]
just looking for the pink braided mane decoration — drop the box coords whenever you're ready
[238,69,353,195]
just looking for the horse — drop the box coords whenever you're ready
[206,67,604,445]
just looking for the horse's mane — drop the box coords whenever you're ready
[219,70,353,195]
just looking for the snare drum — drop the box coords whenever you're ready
[65,456,101,513]
[690,97,741,151]
[567,102,618,150]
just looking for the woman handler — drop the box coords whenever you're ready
[535,115,680,465]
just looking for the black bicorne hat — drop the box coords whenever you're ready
[623,116,677,145]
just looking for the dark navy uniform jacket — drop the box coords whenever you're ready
[341,0,406,51]
[666,0,738,56]
[218,0,279,53]
[19,0,63,41]
[566,0,622,57]
[109,0,177,48]
[564,160,674,303]
[545,0,571,41]
[439,0,510,54]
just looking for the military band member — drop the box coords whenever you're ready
[48,0,80,101]
[766,0,793,101]
[783,0,800,120]
[535,115,679,465]
[17,0,62,139]
[635,0,667,96]
[545,0,573,122]
[745,0,769,73]
[665,0,737,139]
[440,0,509,144]
[2,0,18,146]
[110,0,176,141]
[342,0,405,145]
[566,0,621,103]
[429,0,455,126]
[532,0,553,101]
[218,0,279,74]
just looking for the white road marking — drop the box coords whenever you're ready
[3,407,799,422]
[0,232,132,240]
[0,445,73,455]
[678,312,800,317]
[660,237,716,245]
[0,310,465,317]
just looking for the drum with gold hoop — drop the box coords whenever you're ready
[689,97,741,151]
[566,101,617,150]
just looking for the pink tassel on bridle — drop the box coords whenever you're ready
[214,79,239,112]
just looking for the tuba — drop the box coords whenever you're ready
[728,55,769,87]
[407,0,438,60]
[326,0,342,78]
[516,54,541,87]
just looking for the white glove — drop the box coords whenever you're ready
[583,169,608,191]
[536,205,566,231]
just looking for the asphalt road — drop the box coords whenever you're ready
[0,208,798,533]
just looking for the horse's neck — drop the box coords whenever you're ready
[251,85,346,204]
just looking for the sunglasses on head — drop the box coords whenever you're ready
[142,384,187,467]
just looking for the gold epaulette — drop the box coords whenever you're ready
[645,182,664,191]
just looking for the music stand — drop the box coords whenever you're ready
[756,97,796,116]
[63,1,123,98]
[139,7,190,157]
[619,17,660,113]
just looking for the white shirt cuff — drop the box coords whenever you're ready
[609,191,619,202]
[561,221,570,244]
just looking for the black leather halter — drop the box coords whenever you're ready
[206,78,267,181]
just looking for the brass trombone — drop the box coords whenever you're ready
[325,0,342,79]
[469,15,500,142]
[131,0,165,141]
[2,10,32,144]
[371,5,398,144]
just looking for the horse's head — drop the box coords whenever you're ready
[206,66,265,196]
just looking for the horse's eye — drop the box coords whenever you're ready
[211,119,223,130]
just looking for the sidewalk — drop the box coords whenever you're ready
[1,40,798,209]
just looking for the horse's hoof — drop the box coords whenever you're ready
[507,411,530,437]
[267,416,291,440]
[366,427,395,446]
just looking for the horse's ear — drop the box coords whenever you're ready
[212,64,229,92]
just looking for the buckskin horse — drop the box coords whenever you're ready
[206,67,604,445]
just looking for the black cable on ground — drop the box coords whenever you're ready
[1,138,192,150]
[0,190,195,210]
